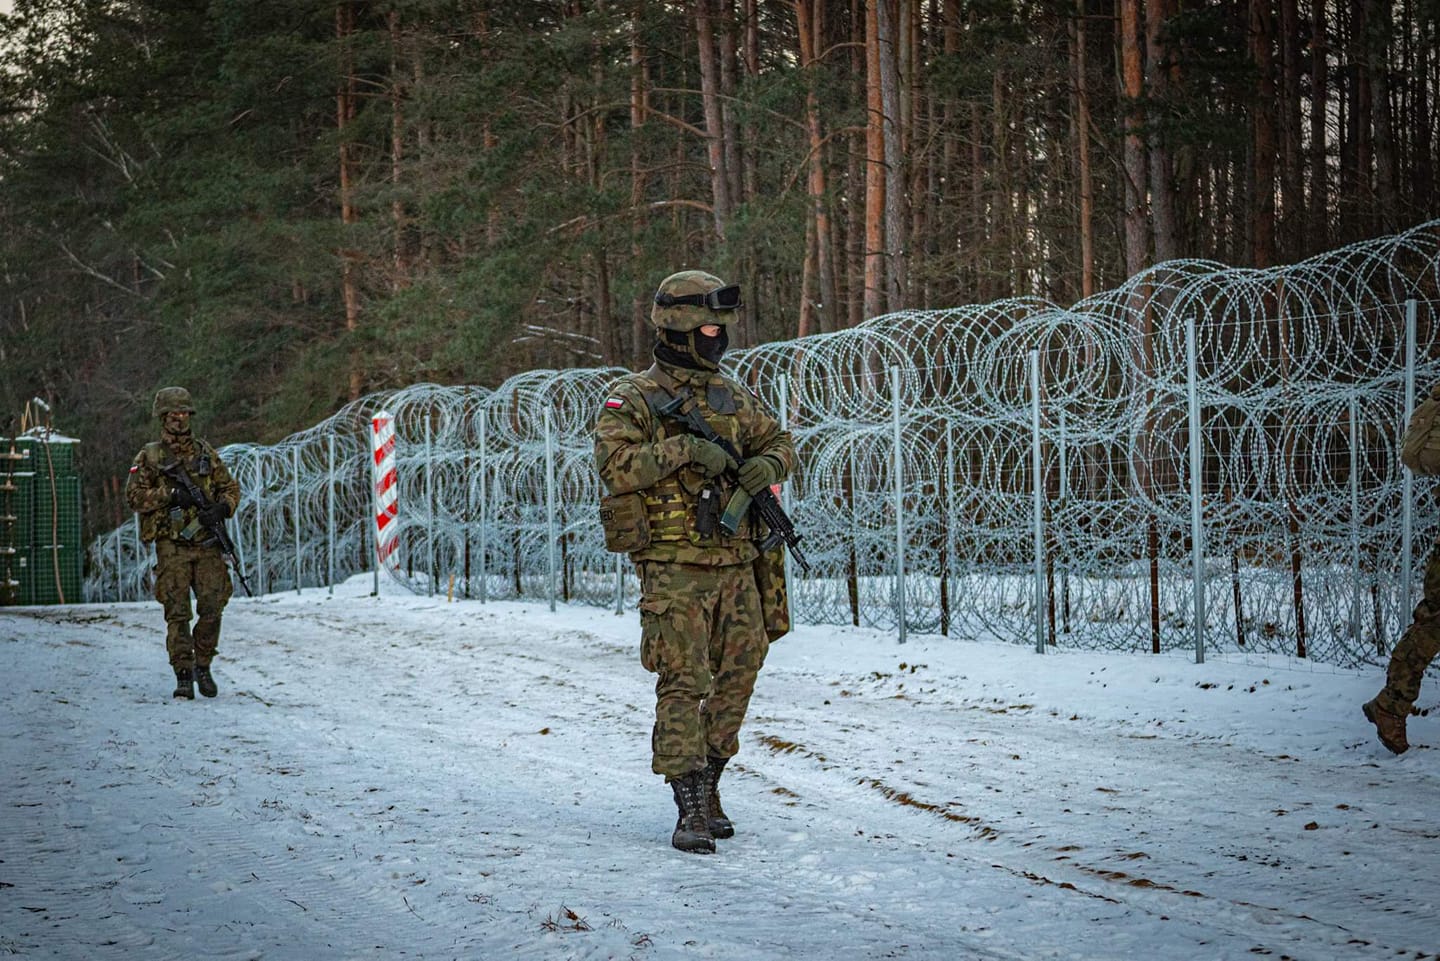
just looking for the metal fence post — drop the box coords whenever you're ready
[1058,410,1070,635]
[777,372,791,482]
[1402,299,1417,631]
[544,405,558,612]
[425,415,435,596]
[944,419,956,631]
[478,415,488,603]
[292,446,302,595]
[1186,313,1206,664]
[890,365,906,644]
[1030,350,1045,654]
[1350,393,1362,644]
[254,460,265,597]
[133,515,143,602]
[327,434,335,596]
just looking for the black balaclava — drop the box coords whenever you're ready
[655,325,729,371]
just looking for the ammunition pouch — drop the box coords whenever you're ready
[599,491,651,554]
[695,485,721,537]
[168,508,211,544]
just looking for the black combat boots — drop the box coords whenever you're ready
[173,667,195,699]
[193,664,218,698]
[669,770,716,854]
[705,756,735,839]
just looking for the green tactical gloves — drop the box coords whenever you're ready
[737,454,783,494]
[686,436,738,479]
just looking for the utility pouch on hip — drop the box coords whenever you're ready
[1402,385,1440,476]
[695,486,720,537]
[599,491,650,553]
[752,543,790,642]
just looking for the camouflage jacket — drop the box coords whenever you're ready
[593,361,796,566]
[125,435,241,544]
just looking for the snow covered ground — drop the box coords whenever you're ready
[2,575,1437,961]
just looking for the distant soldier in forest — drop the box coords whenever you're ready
[124,387,242,700]
[594,269,796,854]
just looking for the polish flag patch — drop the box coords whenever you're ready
[604,397,625,409]
[129,465,139,473]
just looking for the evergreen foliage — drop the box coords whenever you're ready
[1,0,1436,543]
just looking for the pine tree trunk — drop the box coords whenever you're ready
[1249,0,1276,267]
[1073,0,1095,298]
[1309,0,1329,243]
[1278,0,1304,255]
[864,0,887,319]
[1119,0,1147,277]
[795,0,836,337]
[628,5,649,366]
[337,1,362,402]
[695,0,731,241]
[880,0,907,308]
[1415,4,1435,208]
[1366,0,1398,230]
[1146,0,1177,263]
[389,8,408,290]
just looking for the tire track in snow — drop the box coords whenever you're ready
[742,703,1437,961]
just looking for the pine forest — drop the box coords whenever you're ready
[1,0,1437,543]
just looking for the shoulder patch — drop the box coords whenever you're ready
[604,396,625,409]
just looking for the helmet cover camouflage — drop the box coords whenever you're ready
[153,386,196,417]
[651,270,735,332]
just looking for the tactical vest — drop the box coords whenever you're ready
[629,368,754,555]
[137,440,223,544]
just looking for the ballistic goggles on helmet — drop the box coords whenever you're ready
[653,284,743,312]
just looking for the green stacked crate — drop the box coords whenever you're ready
[29,474,82,604]
[14,435,77,475]
[2,431,82,605]
[0,464,34,605]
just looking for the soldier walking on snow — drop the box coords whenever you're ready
[125,387,242,700]
[594,270,796,854]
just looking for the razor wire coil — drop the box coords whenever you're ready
[87,221,1440,667]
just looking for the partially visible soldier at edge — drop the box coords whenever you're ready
[1364,384,1440,753]
[124,387,242,701]
[593,270,797,854]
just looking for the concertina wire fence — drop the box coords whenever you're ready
[86,220,1440,669]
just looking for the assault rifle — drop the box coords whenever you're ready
[656,391,811,573]
[161,462,254,597]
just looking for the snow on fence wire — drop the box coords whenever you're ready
[86,222,1440,668]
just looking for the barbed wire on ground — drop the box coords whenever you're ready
[86,221,1440,668]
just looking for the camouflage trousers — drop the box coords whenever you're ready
[636,559,770,779]
[153,538,233,670]
[1377,542,1440,714]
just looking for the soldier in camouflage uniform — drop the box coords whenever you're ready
[124,387,242,700]
[594,270,796,854]
[1363,553,1440,754]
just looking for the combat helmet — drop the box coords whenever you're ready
[152,386,196,417]
[651,270,743,332]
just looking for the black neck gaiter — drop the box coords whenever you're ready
[654,326,728,371]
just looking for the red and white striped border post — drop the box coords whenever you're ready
[371,411,399,574]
